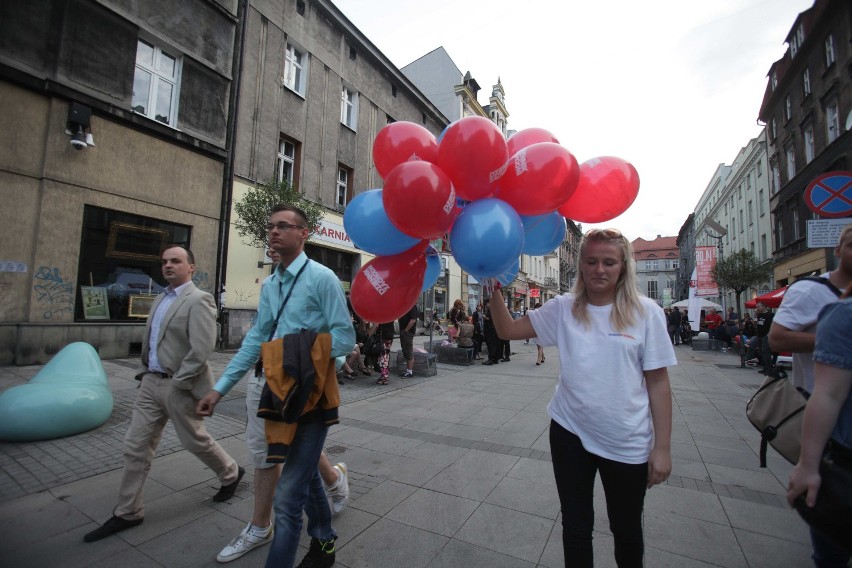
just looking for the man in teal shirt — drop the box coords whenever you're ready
[198,204,354,568]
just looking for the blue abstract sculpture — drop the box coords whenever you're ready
[0,342,114,441]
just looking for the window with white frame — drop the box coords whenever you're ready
[647,280,658,300]
[277,136,299,184]
[784,95,792,122]
[672,260,678,269]
[732,216,736,235]
[761,234,767,259]
[340,86,358,130]
[825,34,836,67]
[336,165,352,207]
[283,43,308,96]
[759,189,765,216]
[802,68,811,96]
[770,118,777,139]
[739,209,744,230]
[777,218,785,248]
[785,144,796,180]
[748,200,754,225]
[804,125,815,163]
[132,38,181,126]
[826,100,840,143]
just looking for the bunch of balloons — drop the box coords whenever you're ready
[344,117,640,323]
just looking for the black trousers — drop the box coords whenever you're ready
[550,421,648,567]
[484,326,499,362]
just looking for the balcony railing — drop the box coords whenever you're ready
[544,276,557,288]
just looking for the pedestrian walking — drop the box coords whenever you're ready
[196,204,355,568]
[84,245,244,543]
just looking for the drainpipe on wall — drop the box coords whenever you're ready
[215,0,248,319]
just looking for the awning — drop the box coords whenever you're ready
[745,286,789,310]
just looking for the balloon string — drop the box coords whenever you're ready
[482,277,501,296]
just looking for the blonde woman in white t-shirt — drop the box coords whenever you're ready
[490,228,676,568]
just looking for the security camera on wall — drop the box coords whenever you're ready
[66,101,95,150]
[70,125,87,150]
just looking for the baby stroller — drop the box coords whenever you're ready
[680,319,693,346]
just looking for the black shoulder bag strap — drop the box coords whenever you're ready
[792,276,842,298]
[255,259,309,375]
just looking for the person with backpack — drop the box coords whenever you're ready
[769,225,851,393]
[770,224,851,566]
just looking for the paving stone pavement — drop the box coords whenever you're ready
[0,339,816,567]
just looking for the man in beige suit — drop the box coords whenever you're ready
[84,245,244,542]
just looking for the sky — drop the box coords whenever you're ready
[333,0,814,241]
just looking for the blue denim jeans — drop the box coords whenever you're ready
[810,526,851,568]
[264,419,334,568]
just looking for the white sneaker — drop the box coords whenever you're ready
[216,523,272,563]
[326,462,349,515]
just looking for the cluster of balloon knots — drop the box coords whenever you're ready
[344,116,640,323]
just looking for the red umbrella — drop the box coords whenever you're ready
[748,285,789,309]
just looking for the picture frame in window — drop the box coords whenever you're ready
[128,294,158,319]
[106,222,169,262]
[81,286,110,320]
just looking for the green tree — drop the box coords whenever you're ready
[711,248,772,316]
[233,179,325,249]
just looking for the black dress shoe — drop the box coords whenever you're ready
[500,358,510,362]
[213,466,245,502]
[482,360,495,365]
[83,515,144,542]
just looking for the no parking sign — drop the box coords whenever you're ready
[804,171,852,218]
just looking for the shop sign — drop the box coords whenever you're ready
[310,220,352,249]
[529,288,540,298]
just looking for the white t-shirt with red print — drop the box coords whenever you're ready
[529,294,676,464]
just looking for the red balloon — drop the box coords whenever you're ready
[507,127,560,156]
[558,157,640,223]
[351,252,426,323]
[382,161,457,239]
[373,122,439,180]
[493,143,580,216]
[437,116,509,201]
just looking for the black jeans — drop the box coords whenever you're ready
[484,326,499,362]
[550,421,648,567]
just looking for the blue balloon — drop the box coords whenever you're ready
[521,212,567,256]
[449,198,524,279]
[422,251,441,291]
[343,189,420,255]
[495,256,519,286]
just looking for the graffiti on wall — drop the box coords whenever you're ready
[232,288,257,303]
[33,266,73,319]
[192,270,212,293]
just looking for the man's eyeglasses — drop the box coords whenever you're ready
[265,221,305,232]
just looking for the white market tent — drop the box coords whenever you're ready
[671,298,722,311]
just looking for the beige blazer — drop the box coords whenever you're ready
[138,282,218,399]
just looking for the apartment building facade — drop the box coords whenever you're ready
[758,0,851,285]
[0,0,241,364]
[222,0,449,344]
